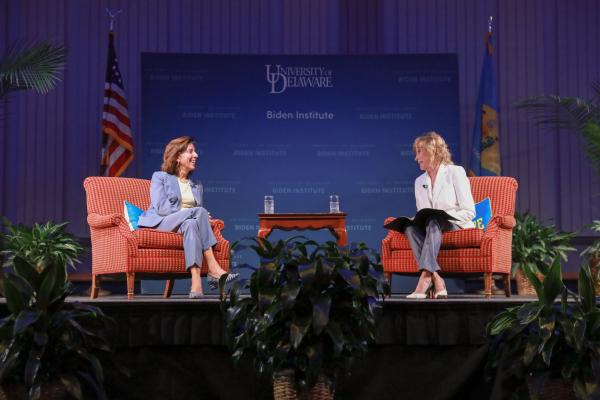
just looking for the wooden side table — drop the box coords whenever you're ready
[257,213,348,246]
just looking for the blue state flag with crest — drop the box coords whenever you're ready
[469,29,501,176]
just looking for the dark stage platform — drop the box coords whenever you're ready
[1,295,533,399]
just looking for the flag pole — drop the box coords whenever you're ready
[100,8,122,176]
[105,8,122,32]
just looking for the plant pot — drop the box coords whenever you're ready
[515,269,542,296]
[273,374,334,400]
[528,378,575,400]
[0,382,67,400]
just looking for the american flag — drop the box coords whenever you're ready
[100,31,133,177]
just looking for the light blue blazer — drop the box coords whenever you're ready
[138,171,204,228]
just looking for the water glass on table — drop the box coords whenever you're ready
[329,195,340,213]
[264,195,275,214]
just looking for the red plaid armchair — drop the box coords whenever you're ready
[382,176,518,298]
[84,177,230,299]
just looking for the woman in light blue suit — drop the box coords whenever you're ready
[138,136,238,298]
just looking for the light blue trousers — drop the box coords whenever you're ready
[404,216,459,273]
[151,207,217,270]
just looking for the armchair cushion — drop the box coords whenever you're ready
[134,228,183,249]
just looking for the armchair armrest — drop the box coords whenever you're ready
[384,216,396,226]
[87,212,138,258]
[495,215,516,229]
[382,217,403,245]
[87,213,122,229]
[209,218,225,232]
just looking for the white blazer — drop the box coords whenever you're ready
[414,164,476,229]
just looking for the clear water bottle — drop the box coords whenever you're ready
[264,195,275,214]
[329,194,340,213]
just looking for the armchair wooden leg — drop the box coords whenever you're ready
[90,275,100,299]
[484,272,493,299]
[126,273,135,300]
[503,274,512,297]
[163,279,174,298]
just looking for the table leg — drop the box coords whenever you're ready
[257,228,272,243]
[330,228,348,246]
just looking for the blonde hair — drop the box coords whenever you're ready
[412,131,453,165]
[161,136,195,176]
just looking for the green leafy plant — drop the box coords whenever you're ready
[516,82,600,177]
[221,237,390,395]
[0,256,114,399]
[486,258,600,399]
[581,220,600,261]
[512,213,576,277]
[1,218,84,273]
[0,42,67,99]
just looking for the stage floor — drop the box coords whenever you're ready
[0,294,540,399]
[62,293,536,303]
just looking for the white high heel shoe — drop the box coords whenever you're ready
[433,279,448,299]
[406,282,434,299]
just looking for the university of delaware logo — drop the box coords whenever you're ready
[265,64,334,94]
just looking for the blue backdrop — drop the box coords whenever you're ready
[141,54,460,292]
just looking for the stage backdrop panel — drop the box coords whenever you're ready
[140,54,460,294]
[141,54,460,249]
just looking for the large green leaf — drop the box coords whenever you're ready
[14,310,41,334]
[523,335,540,365]
[578,264,596,313]
[516,302,543,325]
[325,321,345,354]
[60,374,83,400]
[75,349,104,384]
[5,272,34,299]
[290,315,311,349]
[24,347,42,387]
[257,261,277,287]
[280,284,301,307]
[298,261,317,283]
[258,287,278,312]
[37,265,57,305]
[540,335,558,366]
[2,275,26,314]
[337,268,360,290]
[522,263,545,303]
[542,256,564,306]
[13,256,39,288]
[311,295,331,335]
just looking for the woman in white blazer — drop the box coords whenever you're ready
[405,132,475,299]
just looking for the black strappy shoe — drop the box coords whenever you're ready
[207,273,239,290]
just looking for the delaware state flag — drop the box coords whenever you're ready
[469,30,500,176]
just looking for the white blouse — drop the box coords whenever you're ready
[177,178,197,209]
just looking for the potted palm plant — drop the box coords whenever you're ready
[512,213,575,295]
[486,258,600,399]
[0,256,114,400]
[516,82,600,178]
[0,42,67,100]
[221,237,390,400]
